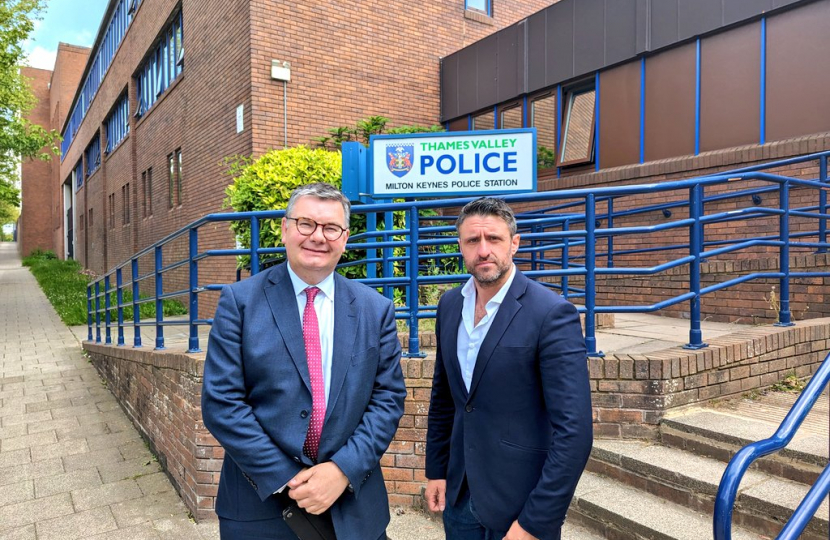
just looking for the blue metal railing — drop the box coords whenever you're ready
[713,352,830,540]
[86,151,830,357]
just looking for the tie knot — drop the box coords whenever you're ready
[305,286,320,302]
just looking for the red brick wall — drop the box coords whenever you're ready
[19,68,53,257]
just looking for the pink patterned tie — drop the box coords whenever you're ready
[302,287,325,462]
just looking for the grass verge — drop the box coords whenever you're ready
[23,250,187,326]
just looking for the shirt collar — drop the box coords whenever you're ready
[460,263,516,308]
[286,262,335,301]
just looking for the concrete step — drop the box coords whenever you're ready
[570,471,765,540]
[590,440,829,539]
[562,521,606,539]
[660,410,827,485]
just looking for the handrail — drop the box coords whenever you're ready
[85,150,830,356]
[713,351,830,540]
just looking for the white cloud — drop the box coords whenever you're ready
[26,45,56,70]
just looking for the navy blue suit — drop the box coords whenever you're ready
[426,270,593,540]
[202,263,406,540]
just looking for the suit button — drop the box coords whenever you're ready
[465,405,473,412]
[300,410,309,419]
[294,456,301,463]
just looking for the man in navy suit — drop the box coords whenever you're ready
[425,197,593,540]
[202,183,406,540]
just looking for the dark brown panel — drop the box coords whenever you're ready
[497,25,520,101]
[448,117,468,132]
[606,0,639,66]
[650,0,679,50]
[527,11,547,93]
[573,0,605,75]
[766,0,830,141]
[457,47,478,114]
[678,0,723,41]
[599,61,641,169]
[700,22,760,152]
[440,55,459,121]
[547,0,574,86]
[477,34,500,108]
[724,0,772,25]
[644,43,696,161]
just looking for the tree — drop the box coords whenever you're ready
[0,0,61,208]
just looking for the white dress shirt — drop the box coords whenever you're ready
[286,263,335,403]
[457,264,516,391]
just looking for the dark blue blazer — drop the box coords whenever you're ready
[202,263,406,540]
[426,269,593,540]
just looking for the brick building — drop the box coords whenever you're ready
[21,0,552,290]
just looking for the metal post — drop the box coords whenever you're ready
[817,155,827,253]
[250,216,260,275]
[562,219,570,299]
[685,185,706,348]
[155,245,165,349]
[367,212,378,281]
[104,275,111,345]
[116,268,125,346]
[777,180,793,326]
[405,206,425,358]
[585,195,601,357]
[87,285,93,342]
[530,224,538,271]
[94,281,101,343]
[383,209,394,301]
[132,258,141,347]
[607,198,615,268]
[188,227,201,353]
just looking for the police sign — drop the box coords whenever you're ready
[369,128,536,198]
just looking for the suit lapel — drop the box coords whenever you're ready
[466,271,527,401]
[325,274,357,422]
[264,264,311,394]
[441,291,467,398]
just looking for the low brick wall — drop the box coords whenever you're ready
[84,319,830,520]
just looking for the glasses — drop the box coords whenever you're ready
[286,217,347,241]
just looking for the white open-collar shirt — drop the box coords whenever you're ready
[457,264,516,391]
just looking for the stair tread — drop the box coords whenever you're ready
[561,521,606,539]
[593,439,829,520]
[663,410,828,462]
[574,471,764,540]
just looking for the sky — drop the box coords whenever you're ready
[24,0,110,70]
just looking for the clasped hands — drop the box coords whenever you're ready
[286,462,350,515]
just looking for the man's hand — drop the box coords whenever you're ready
[287,462,350,514]
[503,520,538,540]
[424,479,447,512]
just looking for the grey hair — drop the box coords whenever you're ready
[456,197,517,236]
[286,182,351,227]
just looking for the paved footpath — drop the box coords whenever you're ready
[0,243,219,540]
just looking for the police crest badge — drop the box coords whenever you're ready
[387,145,414,178]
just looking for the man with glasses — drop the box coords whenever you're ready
[202,183,406,540]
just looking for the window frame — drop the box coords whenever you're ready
[558,84,596,168]
[465,0,492,17]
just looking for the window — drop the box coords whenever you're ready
[531,93,557,168]
[74,160,84,191]
[168,149,182,208]
[88,208,94,229]
[60,0,142,159]
[85,135,101,178]
[472,110,494,130]
[559,86,596,167]
[105,94,130,153]
[142,168,153,218]
[135,10,183,118]
[465,0,491,16]
[122,183,131,225]
[499,105,522,129]
[109,193,116,229]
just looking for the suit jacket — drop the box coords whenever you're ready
[202,263,406,540]
[425,269,593,540]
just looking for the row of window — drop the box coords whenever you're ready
[85,134,102,179]
[136,11,183,117]
[105,94,130,153]
[62,0,144,158]
[468,81,597,168]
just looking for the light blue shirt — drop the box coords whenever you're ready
[457,265,516,391]
[286,263,335,403]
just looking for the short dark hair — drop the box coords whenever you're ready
[456,197,517,236]
[286,182,351,226]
